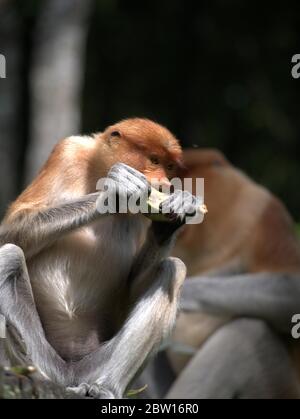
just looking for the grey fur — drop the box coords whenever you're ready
[137,271,300,399]
[166,318,300,399]
[0,163,198,398]
[180,273,300,334]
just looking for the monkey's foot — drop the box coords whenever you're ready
[67,383,117,399]
[67,383,91,398]
[87,383,116,399]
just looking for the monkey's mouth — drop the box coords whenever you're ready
[145,188,172,222]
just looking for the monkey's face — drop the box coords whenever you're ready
[102,118,183,188]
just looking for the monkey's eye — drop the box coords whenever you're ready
[110,130,121,138]
[150,156,160,165]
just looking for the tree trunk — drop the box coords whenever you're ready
[0,2,22,218]
[25,0,92,183]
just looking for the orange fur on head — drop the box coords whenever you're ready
[96,118,183,184]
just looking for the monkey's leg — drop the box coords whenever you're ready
[0,244,70,385]
[166,318,300,399]
[180,273,300,334]
[121,192,199,399]
[129,189,199,299]
[72,257,186,399]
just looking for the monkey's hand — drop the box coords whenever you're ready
[97,163,150,214]
[152,190,202,242]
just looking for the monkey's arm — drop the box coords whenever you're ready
[0,163,150,258]
[129,190,200,298]
[180,273,300,334]
[0,193,102,258]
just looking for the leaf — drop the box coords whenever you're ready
[126,384,148,398]
[8,366,36,377]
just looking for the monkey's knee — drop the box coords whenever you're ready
[153,258,187,339]
[158,257,186,302]
[167,318,300,399]
[0,244,26,278]
[0,243,24,259]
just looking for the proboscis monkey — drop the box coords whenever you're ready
[0,119,201,399]
[138,148,300,399]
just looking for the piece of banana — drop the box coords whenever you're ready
[145,188,208,222]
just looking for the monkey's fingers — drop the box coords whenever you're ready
[107,163,151,198]
[145,188,207,223]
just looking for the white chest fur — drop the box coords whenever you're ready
[29,214,148,320]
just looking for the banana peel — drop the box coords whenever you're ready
[145,188,208,222]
